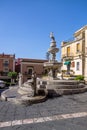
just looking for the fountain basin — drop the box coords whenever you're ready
[37,79,87,96]
[1,86,47,105]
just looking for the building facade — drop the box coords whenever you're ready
[61,25,87,80]
[18,58,48,82]
[0,54,47,82]
[0,53,15,80]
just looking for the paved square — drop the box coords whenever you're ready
[0,92,87,130]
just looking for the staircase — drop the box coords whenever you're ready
[37,79,87,97]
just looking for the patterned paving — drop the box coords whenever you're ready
[0,112,87,128]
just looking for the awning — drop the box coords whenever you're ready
[64,61,71,65]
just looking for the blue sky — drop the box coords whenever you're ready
[0,0,87,61]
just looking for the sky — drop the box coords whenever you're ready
[0,0,87,61]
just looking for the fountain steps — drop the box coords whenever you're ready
[47,86,87,96]
[1,87,47,105]
[46,84,84,89]
[46,80,87,96]
[18,86,33,92]
[38,79,85,88]
[1,79,87,105]
[18,87,34,96]
[47,80,84,85]
[47,82,79,85]
[37,79,87,96]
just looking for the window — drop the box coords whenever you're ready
[3,67,9,72]
[3,59,9,66]
[27,67,33,75]
[71,62,75,67]
[28,69,32,75]
[76,43,80,52]
[76,62,80,70]
[67,47,70,56]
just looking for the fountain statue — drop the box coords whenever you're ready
[18,71,37,97]
[1,32,86,104]
[44,32,61,79]
[48,32,59,61]
[18,73,23,87]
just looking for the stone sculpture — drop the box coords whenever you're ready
[31,71,37,96]
[18,73,22,87]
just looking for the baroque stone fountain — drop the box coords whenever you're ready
[44,32,61,79]
[1,32,87,105]
[36,32,87,97]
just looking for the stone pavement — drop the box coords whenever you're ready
[1,87,47,105]
[0,91,87,130]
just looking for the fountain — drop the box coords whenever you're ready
[44,32,61,79]
[36,33,87,97]
[1,33,87,104]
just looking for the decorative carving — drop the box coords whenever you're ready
[18,73,23,87]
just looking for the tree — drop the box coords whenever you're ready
[8,72,17,83]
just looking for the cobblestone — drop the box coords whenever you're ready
[0,92,87,130]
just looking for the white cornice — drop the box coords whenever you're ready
[21,62,44,65]
[74,25,87,36]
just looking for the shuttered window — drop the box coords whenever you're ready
[77,43,80,52]
[67,47,70,56]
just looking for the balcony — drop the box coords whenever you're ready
[62,37,84,47]
[62,53,73,60]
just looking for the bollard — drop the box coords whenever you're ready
[5,97,7,101]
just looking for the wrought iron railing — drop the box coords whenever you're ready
[62,53,74,58]
[63,37,84,45]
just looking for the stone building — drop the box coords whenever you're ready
[0,53,15,80]
[61,25,87,80]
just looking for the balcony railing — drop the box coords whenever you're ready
[62,37,84,46]
[62,53,73,60]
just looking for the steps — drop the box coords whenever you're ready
[1,86,47,105]
[37,79,87,96]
